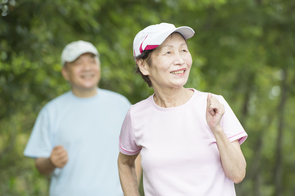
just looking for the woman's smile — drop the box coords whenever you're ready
[170,68,186,76]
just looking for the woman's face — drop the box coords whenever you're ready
[144,33,192,90]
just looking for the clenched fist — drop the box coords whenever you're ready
[206,93,225,133]
[49,146,68,168]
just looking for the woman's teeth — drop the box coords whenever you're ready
[171,70,185,74]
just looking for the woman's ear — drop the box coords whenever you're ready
[137,59,150,76]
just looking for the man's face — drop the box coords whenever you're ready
[62,53,101,93]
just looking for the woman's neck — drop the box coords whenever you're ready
[153,87,194,108]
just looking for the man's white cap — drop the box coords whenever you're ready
[133,22,195,58]
[61,40,99,66]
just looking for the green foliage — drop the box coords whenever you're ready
[1,0,294,195]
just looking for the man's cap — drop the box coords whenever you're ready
[133,22,195,58]
[61,40,99,66]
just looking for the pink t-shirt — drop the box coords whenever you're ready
[119,89,247,196]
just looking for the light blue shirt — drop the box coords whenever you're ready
[24,88,130,196]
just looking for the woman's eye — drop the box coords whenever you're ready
[166,51,171,55]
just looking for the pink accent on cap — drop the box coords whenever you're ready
[139,35,148,54]
[145,45,159,50]
[139,43,143,54]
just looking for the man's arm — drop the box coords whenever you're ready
[35,157,56,175]
[35,146,68,175]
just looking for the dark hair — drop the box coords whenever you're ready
[135,49,155,87]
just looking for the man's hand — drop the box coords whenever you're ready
[49,146,68,168]
[206,93,225,133]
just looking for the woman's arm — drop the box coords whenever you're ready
[212,128,246,183]
[35,157,56,175]
[118,152,140,196]
[135,153,142,185]
[206,93,246,183]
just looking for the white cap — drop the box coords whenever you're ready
[61,40,99,66]
[133,22,195,58]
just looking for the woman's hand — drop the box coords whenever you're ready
[206,93,225,133]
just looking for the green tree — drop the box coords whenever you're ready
[1,0,294,195]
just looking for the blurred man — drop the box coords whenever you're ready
[24,40,141,196]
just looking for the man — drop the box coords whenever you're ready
[24,40,140,195]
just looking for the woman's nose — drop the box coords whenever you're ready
[173,52,185,65]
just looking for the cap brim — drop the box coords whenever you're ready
[173,26,195,40]
[62,50,99,66]
[144,26,195,51]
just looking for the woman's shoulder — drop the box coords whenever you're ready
[191,88,223,100]
[129,95,154,116]
[132,95,153,108]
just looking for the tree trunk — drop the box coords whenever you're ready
[274,68,288,196]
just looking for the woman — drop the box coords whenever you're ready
[118,22,247,196]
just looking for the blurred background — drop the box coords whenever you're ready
[0,0,294,195]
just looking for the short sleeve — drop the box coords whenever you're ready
[119,108,142,155]
[24,106,54,158]
[217,95,248,145]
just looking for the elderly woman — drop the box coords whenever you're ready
[118,22,247,196]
